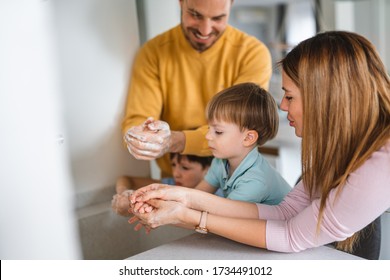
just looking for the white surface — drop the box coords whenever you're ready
[0,0,80,259]
[128,233,362,260]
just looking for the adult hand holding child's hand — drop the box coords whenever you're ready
[128,183,191,231]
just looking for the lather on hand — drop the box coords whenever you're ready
[124,117,171,160]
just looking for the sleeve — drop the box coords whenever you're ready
[234,39,272,91]
[257,146,390,252]
[121,43,163,134]
[183,126,213,156]
[203,159,220,188]
[257,181,311,221]
[227,178,270,203]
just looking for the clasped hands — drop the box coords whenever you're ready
[125,117,171,160]
[128,184,189,233]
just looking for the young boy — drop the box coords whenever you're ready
[195,82,291,204]
[112,153,213,216]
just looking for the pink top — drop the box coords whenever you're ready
[257,141,390,252]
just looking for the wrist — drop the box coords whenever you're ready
[181,208,201,227]
[194,211,208,234]
[169,131,185,153]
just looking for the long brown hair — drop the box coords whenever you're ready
[279,31,390,252]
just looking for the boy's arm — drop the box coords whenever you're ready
[194,180,216,194]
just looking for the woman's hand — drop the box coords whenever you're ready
[130,183,192,212]
[129,199,187,229]
[128,215,152,234]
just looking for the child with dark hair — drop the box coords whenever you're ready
[112,153,213,216]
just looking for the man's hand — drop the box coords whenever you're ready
[124,117,171,160]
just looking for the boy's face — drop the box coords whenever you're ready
[171,155,208,188]
[180,0,231,52]
[206,120,249,160]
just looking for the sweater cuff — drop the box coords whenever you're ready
[182,128,212,156]
[265,220,294,252]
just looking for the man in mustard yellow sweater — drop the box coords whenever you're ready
[122,0,272,179]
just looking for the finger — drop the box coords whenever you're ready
[134,223,144,232]
[126,144,157,160]
[143,117,155,127]
[131,201,143,213]
[144,205,154,213]
[128,215,139,224]
[138,203,154,214]
[142,198,162,209]
[130,183,165,204]
[127,139,164,155]
[136,189,166,202]
[147,119,170,131]
[128,133,167,146]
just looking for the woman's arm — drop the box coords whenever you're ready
[133,198,267,248]
[260,143,390,252]
[131,184,259,219]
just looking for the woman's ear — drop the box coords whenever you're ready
[243,130,258,146]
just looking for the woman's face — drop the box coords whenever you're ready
[171,155,208,188]
[280,71,304,137]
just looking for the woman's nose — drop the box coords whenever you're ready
[279,98,288,112]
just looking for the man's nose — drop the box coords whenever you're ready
[198,19,213,36]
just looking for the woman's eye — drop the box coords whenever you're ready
[285,96,293,101]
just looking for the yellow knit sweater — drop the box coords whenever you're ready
[122,25,272,177]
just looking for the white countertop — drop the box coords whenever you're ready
[127,233,362,260]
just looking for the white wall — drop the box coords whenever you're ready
[1,0,152,259]
[0,0,80,259]
[53,0,149,195]
[141,0,180,40]
[331,0,389,71]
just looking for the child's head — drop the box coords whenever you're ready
[170,153,213,188]
[206,82,279,146]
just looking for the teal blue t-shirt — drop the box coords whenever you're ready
[204,147,291,204]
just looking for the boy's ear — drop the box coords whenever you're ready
[244,130,258,146]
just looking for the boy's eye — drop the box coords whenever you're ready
[215,131,223,135]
